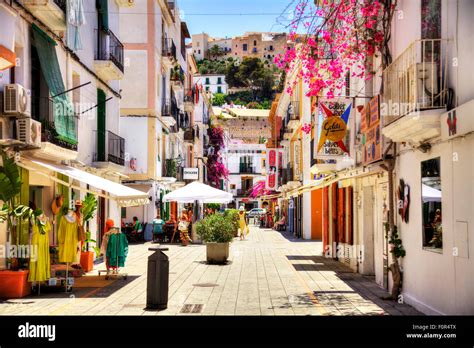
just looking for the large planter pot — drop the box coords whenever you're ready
[0,270,31,299]
[206,242,229,264]
[80,251,94,273]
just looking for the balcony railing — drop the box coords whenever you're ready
[40,119,78,151]
[288,101,300,120]
[165,158,183,181]
[93,130,125,166]
[239,163,257,174]
[184,88,195,104]
[183,127,195,142]
[162,38,177,61]
[95,29,124,72]
[179,112,190,130]
[161,99,171,117]
[382,39,449,125]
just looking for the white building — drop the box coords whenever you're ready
[224,142,266,209]
[0,0,148,269]
[194,74,227,95]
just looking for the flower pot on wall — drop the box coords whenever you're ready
[206,242,229,264]
[0,270,31,299]
[80,252,94,273]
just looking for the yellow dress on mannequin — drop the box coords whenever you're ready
[58,212,79,263]
[28,217,51,282]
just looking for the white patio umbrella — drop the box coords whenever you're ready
[422,184,441,203]
[162,181,233,203]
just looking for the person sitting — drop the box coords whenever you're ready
[152,214,164,243]
[128,216,143,242]
[274,213,287,231]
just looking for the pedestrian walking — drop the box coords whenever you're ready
[178,210,192,246]
[239,206,249,240]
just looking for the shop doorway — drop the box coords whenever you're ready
[311,189,323,240]
[362,186,375,275]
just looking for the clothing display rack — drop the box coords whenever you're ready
[98,230,127,280]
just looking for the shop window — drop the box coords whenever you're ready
[421,157,442,251]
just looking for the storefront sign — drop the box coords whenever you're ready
[266,149,278,190]
[293,140,302,180]
[183,167,199,180]
[314,99,353,160]
[361,95,382,165]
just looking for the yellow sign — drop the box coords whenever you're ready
[317,102,350,153]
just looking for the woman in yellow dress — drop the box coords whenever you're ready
[239,206,249,240]
[28,214,51,283]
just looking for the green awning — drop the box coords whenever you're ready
[96,0,109,32]
[32,24,77,144]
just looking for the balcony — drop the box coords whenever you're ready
[164,158,184,183]
[184,88,195,112]
[287,101,300,129]
[183,127,195,144]
[161,99,177,127]
[94,29,125,81]
[179,112,190,130]
[162,38,177,66]
[381,39,449,144]
[92,130,125,170]
[170,65,185,90]
[24,0,66,31]
[23,119,78,162]
[238,163,259,174]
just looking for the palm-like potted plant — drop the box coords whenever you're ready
[196,213,234,264]
[79,193,99,272]
[0,151,34,298]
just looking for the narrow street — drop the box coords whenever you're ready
[0,226,421,316]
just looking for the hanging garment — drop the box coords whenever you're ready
[67,0,86,51]
[106,233,128,268]
[58,214,79,263]
[28,220,51,282]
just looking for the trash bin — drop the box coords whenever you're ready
[146,247,169,310]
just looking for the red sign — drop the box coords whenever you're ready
[266,149,278,190]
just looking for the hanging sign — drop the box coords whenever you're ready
[183,167,199,180]
[293,140,301,180]
[314,99,353,161]
[266,149,278,190]
[361,95,382,165]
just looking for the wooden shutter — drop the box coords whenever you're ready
[347,186,354,245]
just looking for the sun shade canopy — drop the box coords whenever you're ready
[20,158,149,207]
[163,181,233,203]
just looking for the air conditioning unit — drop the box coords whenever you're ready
[4,84,31,118]
[16,118,41,148]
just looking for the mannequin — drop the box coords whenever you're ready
[29,213,51,283]
[58,210,79,263]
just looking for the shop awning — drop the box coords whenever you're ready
[163,181,233,203]
[422,184,441,203]
[19,158,149,207]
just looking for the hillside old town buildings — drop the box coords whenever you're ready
[0,0,472,318]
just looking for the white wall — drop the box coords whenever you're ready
[194,75,227,94]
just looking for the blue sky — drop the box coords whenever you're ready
[178,0,294,38]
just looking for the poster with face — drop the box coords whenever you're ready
[266,149,279,190]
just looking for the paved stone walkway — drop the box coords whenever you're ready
[0,226,422,315]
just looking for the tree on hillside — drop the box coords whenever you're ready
[212,93,226,106]
[225,61,245,88]
[208,44,225,61]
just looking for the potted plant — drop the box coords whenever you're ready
[0,151,34,298]
[196,213,234,264]
[79,193,99,272]
[223,209,239,237]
